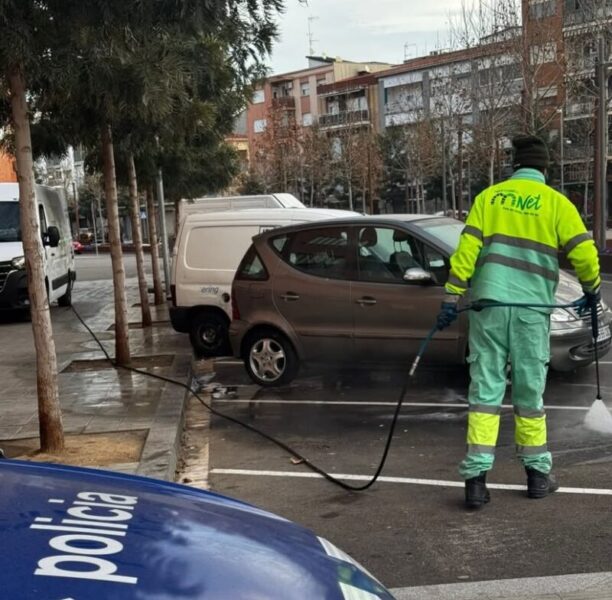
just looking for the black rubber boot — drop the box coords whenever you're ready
[526,467,559,499]
[465,472,490,509]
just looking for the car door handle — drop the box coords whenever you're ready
[356,297,377,306]
[280,292,300,302]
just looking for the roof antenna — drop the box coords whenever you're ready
[308,16,319,55]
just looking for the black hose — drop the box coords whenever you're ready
[69,296,599,493]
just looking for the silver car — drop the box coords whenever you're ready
[230,215,612,387]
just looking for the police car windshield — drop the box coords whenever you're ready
[410,217,464,252]
[0,202,21,242]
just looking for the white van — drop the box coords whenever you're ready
[170,208,356,355]
[0,183,75,311]
[179,193,306,219]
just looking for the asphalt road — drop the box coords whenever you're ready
[201,279,612,592]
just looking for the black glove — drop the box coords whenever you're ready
[574,287,601,315]
[436,295,460,330]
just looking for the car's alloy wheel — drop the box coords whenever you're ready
[244,330,298,387]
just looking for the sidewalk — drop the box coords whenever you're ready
[0,278,192,480]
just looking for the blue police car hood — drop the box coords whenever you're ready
[0,460,394,599]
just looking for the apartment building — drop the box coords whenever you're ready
[246,56,392,155]
[316,72,383,133]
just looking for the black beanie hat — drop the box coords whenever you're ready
[512,135,550,171]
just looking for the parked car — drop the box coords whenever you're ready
[0,183,75,311]
[0,458,393,599]
[230,215,612,386]
[72,239,84,254]
[170,207,359,356]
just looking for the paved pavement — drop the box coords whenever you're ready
[0,275,191,479]
[0,280,612,600]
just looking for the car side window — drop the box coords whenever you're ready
[271,227,351,280]
[236,245,268,281]
[418,243,448,284]
[357,226,423,283]
[38,205,48,233]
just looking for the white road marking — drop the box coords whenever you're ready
[211,468,612,495]
[211,398,604,411]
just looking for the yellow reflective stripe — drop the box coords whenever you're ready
[467,444,496,455]
[447,274,468,290]
[565,231,600,291]
[564,232,593,255]
[467,412,500,446]
[581,276,601,292]
[476,253,558,282]
[470,403,502,415]
[514,415,547,447]
[483,233,557,257]
[516,444,548,456]
[514,406,545,418]
[463,225,483,241]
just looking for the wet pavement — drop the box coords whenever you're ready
[199,279,612,597]
[0,276,190,478]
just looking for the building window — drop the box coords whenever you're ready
[303,113,313,127]
[253,118,267,134]
[301,81,310,96]
[529,0,556,19]
[252,89,265,104]
[530,42,557,65]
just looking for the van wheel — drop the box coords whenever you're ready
[58,275,72,307]
[189,312,230,357]
[244,330,298,387]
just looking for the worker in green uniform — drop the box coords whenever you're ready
[436,135,601,509]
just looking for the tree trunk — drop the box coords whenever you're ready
[348,178,354,212]
[8,65,64,453]
[146,186,165,306]
[101,125,130,365]
[127,154,152,327]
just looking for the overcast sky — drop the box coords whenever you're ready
[268,0,463,74]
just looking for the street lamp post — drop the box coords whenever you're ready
[558,107,565,196]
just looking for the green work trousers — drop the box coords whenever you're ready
[459,305,553,479]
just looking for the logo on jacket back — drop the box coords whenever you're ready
[490,190,542,215]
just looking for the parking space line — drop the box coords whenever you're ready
[211,468,612,495]
[211,399,601,411]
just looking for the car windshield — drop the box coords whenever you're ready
[0,202,21,242]
[410,217,464,252]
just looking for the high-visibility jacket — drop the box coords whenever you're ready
[445,169,600,305]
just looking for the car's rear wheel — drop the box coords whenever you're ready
[244,329,298,387]
[58,274,73,307]
[189,311,230,357]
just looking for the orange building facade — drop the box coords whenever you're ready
[0,151,17,182]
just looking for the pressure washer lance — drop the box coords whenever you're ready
[410,299,603,401]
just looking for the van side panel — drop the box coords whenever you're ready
[177,224,262,310]
[36,186,75,302]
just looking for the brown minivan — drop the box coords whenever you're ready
[230,215,612,387]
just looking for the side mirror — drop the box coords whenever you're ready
[403,267,434,284]
[45,226,60,248]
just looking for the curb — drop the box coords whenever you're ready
[137,353,192,481]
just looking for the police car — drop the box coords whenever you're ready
[0,459,394,599]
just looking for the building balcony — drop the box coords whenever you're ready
[319,109,370,129]
[564,7,612,29]
[565,101,595,119]
[271,96,296,110]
